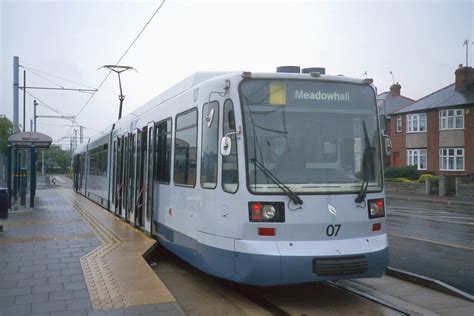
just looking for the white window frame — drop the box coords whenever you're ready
[439,109,464,130]
[406,149,427,170]
[439,148,464,171]
[406,113,426,133]
[396,115,402,133]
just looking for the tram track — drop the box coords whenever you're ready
[147,245,430,315]
[326,281,416,316]
[232,280,417,316]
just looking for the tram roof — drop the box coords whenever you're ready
[77,71,370,153]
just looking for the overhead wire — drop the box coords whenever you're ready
[21,65,96,90]
[72,0,166,124]
[25,91,73,117]
[23,68,65,89]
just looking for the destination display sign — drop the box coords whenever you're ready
[241,79,374,110]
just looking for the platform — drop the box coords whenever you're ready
[0,183,182,316]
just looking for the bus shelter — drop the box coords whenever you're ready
[7,132,52,208]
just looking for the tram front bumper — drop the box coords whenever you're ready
[233,234,388,286]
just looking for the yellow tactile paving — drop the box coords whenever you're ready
[58,188,175,310]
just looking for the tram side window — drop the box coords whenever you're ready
[201,101,219,189]
[154,119,172,183]
[89,144,108,176]
[222,99,238,193]
[174,109,198,187]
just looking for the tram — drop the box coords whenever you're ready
[73,67,390,285]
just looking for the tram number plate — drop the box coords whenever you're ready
[326,224,341,237]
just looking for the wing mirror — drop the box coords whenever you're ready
[220,136,232,156]
[220,126,242,156]
[379,114,388,132]
[383,134,392,156]
[206,108,215,127]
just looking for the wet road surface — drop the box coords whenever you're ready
[386,198,474,295]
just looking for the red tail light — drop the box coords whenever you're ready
[250,202,262,221]
[372,223,381,231]
[258,227,276,236]
[368,199,385,219]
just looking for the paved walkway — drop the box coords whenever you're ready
[0,186,182,316]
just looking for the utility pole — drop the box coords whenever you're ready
[33,100,38,132]
[41,151,45,175]
[13,56,19,133]
[23,70,26,132]
[80,125,84,144]
[74,129,78,151]
[99,65,137,120]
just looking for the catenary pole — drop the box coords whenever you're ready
[23,70,26,132]
[33,100,38,132]
[13,57,19,133]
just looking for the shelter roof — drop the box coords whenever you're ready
[8,132,52,148]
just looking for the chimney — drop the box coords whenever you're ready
[389,82,401,96]
[455,64,474,92]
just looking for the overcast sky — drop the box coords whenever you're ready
[1,0,472,147]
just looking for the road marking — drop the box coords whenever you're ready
[388,233,474,251]
[388,209,473,226]
[389,213,473,226]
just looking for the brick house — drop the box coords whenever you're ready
[391,65,474,175]
[377,83,415,167]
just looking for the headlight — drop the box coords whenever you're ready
[368,199,385,219]
[262,205,276,220]
[249,202,285,222]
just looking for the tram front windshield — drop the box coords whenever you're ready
[240,79,382,194]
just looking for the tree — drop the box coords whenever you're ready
[0,116,13,155]
[39,144,70,173]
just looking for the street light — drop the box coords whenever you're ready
[99,65,137,120]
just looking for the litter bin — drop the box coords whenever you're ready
[0,187,10,220]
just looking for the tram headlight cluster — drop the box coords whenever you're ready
[368,199,385,219]
[249,202,285,222]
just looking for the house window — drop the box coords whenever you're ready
[440,148,464,171]
[406,149,427,170]
[396,115,402,132]
[407,113,426,133]
[439,109,464,130]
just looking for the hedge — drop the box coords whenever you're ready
[384,166,419,180]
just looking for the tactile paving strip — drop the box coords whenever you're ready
[58,188,175,310]
[72,200,128,310]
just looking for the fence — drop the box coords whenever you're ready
[386,175,473,199]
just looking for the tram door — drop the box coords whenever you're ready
[73,155,79,192]
[122,135,129,220]
[135,126,147,228]
[114,137,123,217]
[143,122,154,233]
[128,130,138,223]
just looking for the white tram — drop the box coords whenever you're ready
[73,67,390,285]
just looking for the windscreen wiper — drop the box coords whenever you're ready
[355,121,374,203]
[251,158,303,205]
